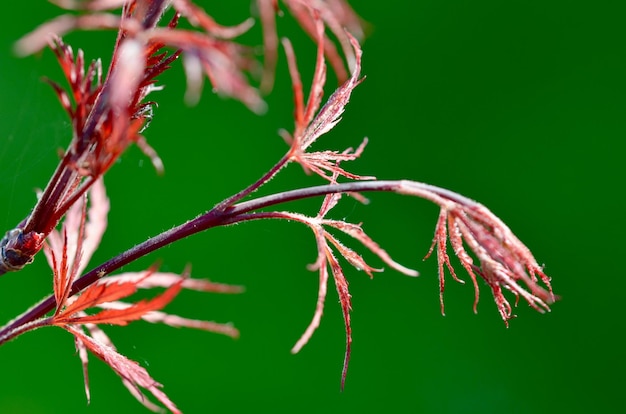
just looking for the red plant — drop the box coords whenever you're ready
[0,1,556,412]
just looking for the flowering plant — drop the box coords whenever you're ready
[0,1,556,412]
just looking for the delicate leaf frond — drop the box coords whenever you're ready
[299,30,363,152]
[292,226,329,354]
[296,138,375,181]
[56,263,238,410]
[258,0,363,92]
[256,0,280,92]
[67,326,181,414]
[44,177,109,313]
[323,229,382,277]
[396,181,555,325]
[287,0,363,81]
[34,174,242,410]
[254,187,416,389]
[323,219,419,277]
[15,13,122,56]
[74,333,91,402]
[324,238,352,390]
[172,0,255,39]
[102,270,244,293]
[96,301,240,338]
[48,0,126,10]
[281,14,366,183]
[55,263,239,330]
[57,275,147,319]
[55,277,183,326]
[17,0,264,112]
[145,28,265,112]
[424,208,460,316]
[296,22,364,152]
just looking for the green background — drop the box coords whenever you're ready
[1,1,624,413]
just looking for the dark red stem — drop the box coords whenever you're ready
[0,179,469,345]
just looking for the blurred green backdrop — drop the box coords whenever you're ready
[1,1,624,413]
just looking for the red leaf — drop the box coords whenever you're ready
[58,278,141,319]
[45,178,109,314]
[282,16,366,182]
[102,270,244,293]
[67,326,180,414]
[298,28,363,152]
[325,245,352,391]
[56,277,183,326]
[95,301,241,339]
[291,226,330,354]
[324,219,418,277]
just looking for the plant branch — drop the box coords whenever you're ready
[0,179,461,344]
[214,151,293,210]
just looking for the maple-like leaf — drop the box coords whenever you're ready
[248,180,417,389]
[102,270,244,294]
[70,270,243,338]
[43,177,109,313]
[54,267,239,411]
[53,272,183,326]
[17,0,264,113]
[68,325,181,414]
[39,175,242,412]
[395,181,556,325]
[1,0,272,278]
[279,12,367,183]
[257,0,365,91]
[427,203,554,324]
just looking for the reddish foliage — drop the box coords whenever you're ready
[257,0,364,90]
[40,177,241,411]
[280,12,368,184]
[0,2,557,412]
[70,325,181,413]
